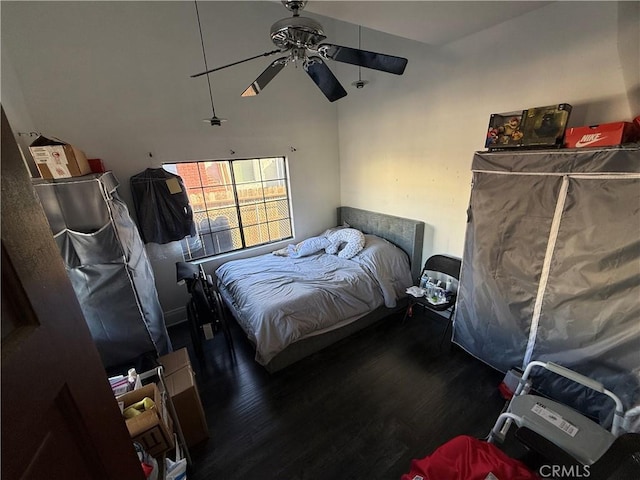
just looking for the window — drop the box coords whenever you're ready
[163,157,293,261]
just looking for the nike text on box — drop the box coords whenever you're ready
[565,122,640,148]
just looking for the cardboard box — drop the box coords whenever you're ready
[159,347,191,377]
[117,383,174,458]
[564,122,639,148]
[29,135,91,179]
[159,348,209,447]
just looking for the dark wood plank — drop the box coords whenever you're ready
[169,309,507,479]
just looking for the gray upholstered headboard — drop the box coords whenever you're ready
[338,207,425,282]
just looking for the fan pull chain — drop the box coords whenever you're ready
[358,25,362,82]
[351,25,368,89]
[195,1,217,117]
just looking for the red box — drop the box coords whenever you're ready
[88,158,106,173]
[564,122,639,148]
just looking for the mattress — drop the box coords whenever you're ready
[216,234,413,366]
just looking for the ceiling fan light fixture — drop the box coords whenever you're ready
[270,17,326,49]
[189,1,407,103]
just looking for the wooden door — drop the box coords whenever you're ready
[1,108,145,480]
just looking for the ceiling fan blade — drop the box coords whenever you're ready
[304,56,347,102]
[191,49,282,78]
[318,43,408,75]
[241,56,288,97]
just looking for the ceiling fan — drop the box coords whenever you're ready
[190,0,408,102]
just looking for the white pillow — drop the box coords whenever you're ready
[325,228,366,259]
[287,236,330,258]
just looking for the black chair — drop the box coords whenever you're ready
[176,262,234,363]
[403,254,462,346]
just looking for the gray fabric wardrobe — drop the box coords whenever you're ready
[453,145,640,424]
[33,172,171,369]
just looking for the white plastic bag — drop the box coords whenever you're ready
[165,434,187,480]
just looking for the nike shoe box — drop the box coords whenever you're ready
[565,121,640,148]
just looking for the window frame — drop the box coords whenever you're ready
[163,156,294,261]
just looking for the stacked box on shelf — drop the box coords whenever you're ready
[158,348,209,447]
[565,121,640,148]
[519,103,572,148]
[29,135,91,179]
[485,111,526,150]
[117,383,174,458]
[485,104,572,151]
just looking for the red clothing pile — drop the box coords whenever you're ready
[401,435,539,480]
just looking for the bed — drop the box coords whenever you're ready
[216,207,425,372]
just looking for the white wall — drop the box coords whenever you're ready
[2,1,638,324]
[1,1,342,323]
[333,1,639,262]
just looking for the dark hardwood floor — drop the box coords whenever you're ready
[168,308,508,480]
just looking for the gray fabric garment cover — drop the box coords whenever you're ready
[33,172,171,368]
[453,145,640,426]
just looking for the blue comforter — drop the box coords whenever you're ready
[216,234,412,365]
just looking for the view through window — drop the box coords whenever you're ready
[163,157,293,260]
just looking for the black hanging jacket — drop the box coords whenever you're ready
[130,168,195,244]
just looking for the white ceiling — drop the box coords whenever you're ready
[301,1,554,46]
